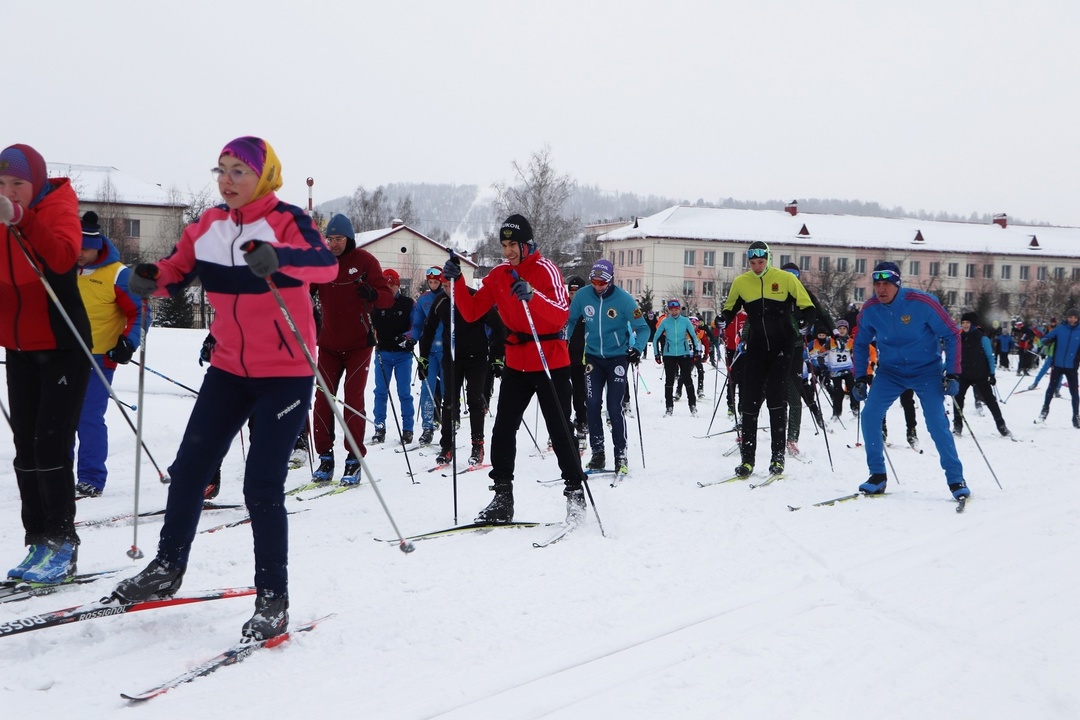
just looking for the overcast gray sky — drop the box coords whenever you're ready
[11,0,1079,225]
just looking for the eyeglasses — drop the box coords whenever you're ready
[211,167,253,183]
[872,270,900,282]
[747,247,768,259]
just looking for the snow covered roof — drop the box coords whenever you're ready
[356,224,479,267]
[599,205,1080,259]
[46,163,186,208]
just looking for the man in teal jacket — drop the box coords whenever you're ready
[567,259,649,474]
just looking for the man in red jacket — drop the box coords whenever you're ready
[445,214,587,525]
[310,214,394,483]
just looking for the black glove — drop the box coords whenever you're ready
[417,356,429,380]
[988,375,996,386]
[128,263,160,297]
[510,278,533,302]
[355,283,378,301]
[655,355,662,365]
[199,334,216,366]
[395,334,416,352]
[626,348,641,365]
[798,319,809,337]
[943,373,960,397]
[491,358,505,378]
[443,255,461,281]
[242,240,279,277]
[106,335,135,364]
[852,375,872,402]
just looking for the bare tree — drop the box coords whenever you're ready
[804,261,861,320]
[96,176,135,264]
[1020,275,1080,321]
[492,145,581,268]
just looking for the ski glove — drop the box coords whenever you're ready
[242,241,279,277]
[106,335,135,364]
[626,348,641,365]
[852,375,872,402]
[128,264,160,297]
[395,334,416,351]
[491,357,505,378]
[655,354,662,365]
[943,373,960,396]
[988,375,996,386]
[199,334,216,366]
[417,356,429,380]
[0,195,22,225]
[442,255,461,281]
[510,278,533,302]
[356,283,378,301]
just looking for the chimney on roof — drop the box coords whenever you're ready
[633,217,639,229]
[785,200,798,217]
[993,213,1007,229]
[391,218,404,228]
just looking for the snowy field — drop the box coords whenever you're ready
[1,327,1078,718]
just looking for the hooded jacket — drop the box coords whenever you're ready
[0,178,91,351]
[77,236,147,364]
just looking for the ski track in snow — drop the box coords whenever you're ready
[1,328,1078,718]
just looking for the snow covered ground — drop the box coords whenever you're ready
[1,327,1078,718]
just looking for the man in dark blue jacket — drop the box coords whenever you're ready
[1037,308,1080,428]
[852,262,968,501]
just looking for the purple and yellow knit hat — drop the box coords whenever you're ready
[0,144,49,207]
[219,136,283,202]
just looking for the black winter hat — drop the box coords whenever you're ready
[81,211,104,250]
[566,275,585,290]
[500,214,535,256]
[960,312,978,324]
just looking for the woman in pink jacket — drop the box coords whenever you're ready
[112,137,337,641]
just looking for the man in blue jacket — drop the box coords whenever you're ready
[567,259,649,475]
[410,267,446,445]
[1037,308,1080,428]
[852,262,969,501]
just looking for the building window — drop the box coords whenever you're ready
[741,254,748,269]
[854,259,866,275]
[723,251,734,268]
[1001,265,1011,280]
[627,251,633,267]
[837,257,848,272]
[682,280,694,296]
[929,262,940,277]
[124,219,141,238]
[703,281,715,297]
[947,262,958,277]
[1037,266,1047,281]
[1073,268,1080,281]
[965,264,976,278]
[1018,293,1027,307]
[779,254,792,267]
[722,282,732,296]
[964,291,974,305]
[703,250,715,268]
[946,290,957,307]
[909,261,920,276]
[819,256,831,272]
[635,279,641,295]
[1020,266,1029,281]
[1054,267,1065,280]
[854,287,865,301]
[982,264,993,279]
[609,252,615,265]
[684,250,696,266]
[999,293,1010,310]
[799,256,811,271]
[618,250,625,265]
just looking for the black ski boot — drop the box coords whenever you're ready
[204,468,221,500]
[477,484,514,524]
[586,451,606,471]
[468,438,485,466]
[565,485,586,524]
[241,589,289,641]
[418,428,435,446]
[769,450,785,476]
[113,558,185,602]
[435,447,453,465]
[401,430,414,445]
[371,424,386,444]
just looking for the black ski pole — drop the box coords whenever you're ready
[130,360,200,397]
[512,271,604,535]
[447,266,458,524]
[378,353,416,484]
[953,399,1004,489]
[631,359,646,467]
[1003,372,1025,403]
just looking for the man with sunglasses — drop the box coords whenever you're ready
[567,259,649,475]
[410,266,448,446]
[852,261,969,502]
[721,241,815,478]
